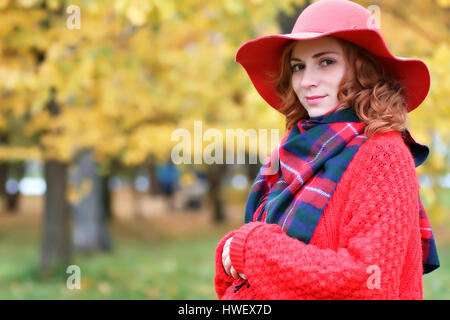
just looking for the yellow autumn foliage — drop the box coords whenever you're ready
[0,0,447,222]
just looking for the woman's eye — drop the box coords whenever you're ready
[291,64,304,72]
[321,59,335,66]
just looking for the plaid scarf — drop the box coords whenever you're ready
[244,106,440,274]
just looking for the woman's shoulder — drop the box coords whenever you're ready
[349,130,417,177]
[358,131,414,162]
[340,130,419,195]
[364,130,406,147]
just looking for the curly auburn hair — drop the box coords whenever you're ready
[271,37,408,138]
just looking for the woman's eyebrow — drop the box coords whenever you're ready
[290,51,339,62]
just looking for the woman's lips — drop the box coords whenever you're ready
[306,95,327,105]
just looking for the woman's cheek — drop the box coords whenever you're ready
[291,75,303,96]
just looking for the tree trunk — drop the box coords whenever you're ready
[0,132,23,214]
[41,160,71,277]
[5,161,25,213]
[6,192,20,212]
[70,149,112,252]
[206,163,228,223]
[0,134,8,207]
[0,161,8,211]
[147,154,162,195]
[101,175,113,221]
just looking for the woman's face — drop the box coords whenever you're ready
[290,37,347,118]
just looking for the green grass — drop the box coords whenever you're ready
[0,236,220,300]
[0,217,224,299]
[0,215,448,299]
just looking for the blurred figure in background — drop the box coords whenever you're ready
[182,169,208,212]
[155,160,180,211]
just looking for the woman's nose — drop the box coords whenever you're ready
[300,66,319,88]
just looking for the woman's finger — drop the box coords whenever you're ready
[222,237,233,276]
[223,256,231,276]
[224,237,232,251]
[222,246,228,262]
[230,266,239,279]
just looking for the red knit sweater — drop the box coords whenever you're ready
[214,131,424,300]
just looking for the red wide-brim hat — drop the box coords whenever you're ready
[236,0,430,113]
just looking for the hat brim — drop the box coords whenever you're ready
[236,29,430,113]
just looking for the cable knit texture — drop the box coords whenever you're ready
[214,131,423,299]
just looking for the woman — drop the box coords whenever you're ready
[214,0,439,300]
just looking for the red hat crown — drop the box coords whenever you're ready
[293,0,377,33]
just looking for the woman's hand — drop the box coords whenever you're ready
[222,237,247,280]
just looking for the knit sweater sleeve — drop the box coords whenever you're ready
[214,230,236,299]
[228,135,420,299]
